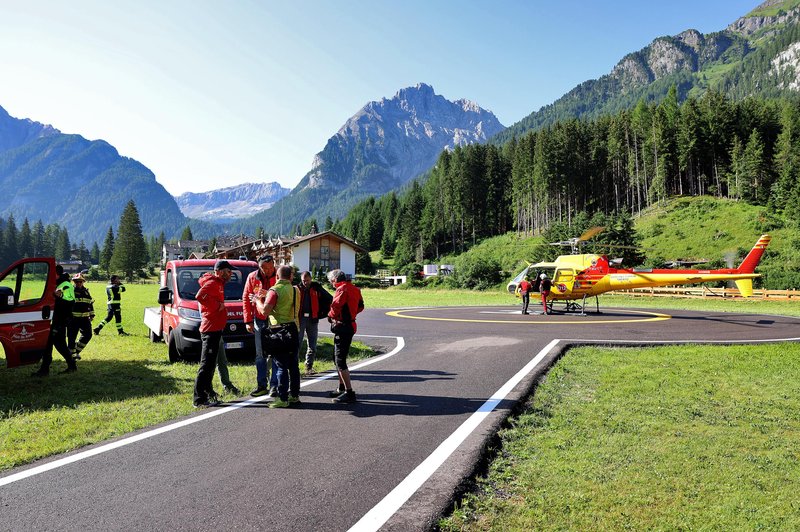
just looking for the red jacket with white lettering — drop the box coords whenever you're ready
[196,273,227,333]
[328,281,364,333]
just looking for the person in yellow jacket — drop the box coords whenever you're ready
[256,265,300,408]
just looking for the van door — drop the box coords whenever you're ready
[0,258,56,368]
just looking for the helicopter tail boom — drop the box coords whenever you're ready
[736,235,771,274]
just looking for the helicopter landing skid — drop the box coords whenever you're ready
[551,295,601,316]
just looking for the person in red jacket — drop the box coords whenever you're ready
[193,260,236,408]
[297,270,332,374]
[515,277,532,315]
[326,269,364,404]
[243,254,277,397]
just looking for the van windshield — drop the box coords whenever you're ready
[175,266,257,301]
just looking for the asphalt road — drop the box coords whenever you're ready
[1,306,799,531]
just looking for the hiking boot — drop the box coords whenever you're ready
[327,388,345,398]
[288,395,301,405]
[250,387,269,397]
[268,398,290,409]
[93,327,101,335]
[268,387,278,397]
[223,385,241,395]
[332,390,356,404]
[193,397,220,408]
[31,368,49,378]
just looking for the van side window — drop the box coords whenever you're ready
[0,261,50,307]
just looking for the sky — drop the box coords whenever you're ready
[0,0,759,195]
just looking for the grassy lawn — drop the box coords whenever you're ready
[362,285,800,317]
[440,343,800,530]
[0,281,372,471]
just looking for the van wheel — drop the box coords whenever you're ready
[149,329,162,343]
[168,332,181,363]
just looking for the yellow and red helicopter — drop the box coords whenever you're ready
[507,228,772,314]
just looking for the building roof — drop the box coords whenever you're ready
[288,231,367,253]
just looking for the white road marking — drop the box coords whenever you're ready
[348,338,562,532]
[0,335,405,488]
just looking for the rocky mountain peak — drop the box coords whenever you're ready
[728,1,800,36]
[0,104,60,153]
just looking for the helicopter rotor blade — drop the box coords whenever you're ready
[578,226,605,241]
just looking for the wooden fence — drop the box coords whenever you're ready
[618,286,800,301]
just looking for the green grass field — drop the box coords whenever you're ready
[440,343,800,530]
[0,281,372,471]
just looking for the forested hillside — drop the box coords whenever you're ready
[333,90,800,288]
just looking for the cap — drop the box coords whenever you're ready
[72,273,85,282]
[214,260,238,271]
[258,254,274,263]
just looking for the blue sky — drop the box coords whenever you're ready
[1,1,758,195]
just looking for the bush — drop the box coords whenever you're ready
[454,254,501,290]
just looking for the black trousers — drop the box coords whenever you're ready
[68,317,93,352]
[332,323,355,371]
[194,330,223,403]
[42,320,74,370]
[521,293,530,314]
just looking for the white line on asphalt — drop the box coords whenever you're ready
[0,336,406,488]
[348,338,562,532]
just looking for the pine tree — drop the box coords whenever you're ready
[91,242,101,264]
[100,226,115,276]
[180,226,193,241]
[32,220,46,257]
[55,227,71,261]
[78,240,90,264]
[111,200,148,280]
[19,218,33,258]
[4,214,19,262]
[324,216,334,231]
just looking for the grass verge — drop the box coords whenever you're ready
[439,343,800,530]
[0,281,372,471]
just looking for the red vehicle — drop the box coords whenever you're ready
[144,258,258,362]
[0,257,57,368]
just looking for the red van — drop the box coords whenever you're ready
[144,258,258,362]
[0,257,57,368]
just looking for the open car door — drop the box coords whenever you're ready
[0,258,56,368]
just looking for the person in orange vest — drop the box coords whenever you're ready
[326,269,364,404]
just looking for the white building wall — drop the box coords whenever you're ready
[291,242,310,271]
[340,245,357,277]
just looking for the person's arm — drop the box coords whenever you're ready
[243,274,254,331]
[256,288,278,318]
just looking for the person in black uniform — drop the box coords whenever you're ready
[93,275,128,336]
[68,273,95,360]
[32,265,77,376]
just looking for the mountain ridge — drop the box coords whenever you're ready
[237,83,504,234]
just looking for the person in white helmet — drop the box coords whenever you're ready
[539,273,552,315]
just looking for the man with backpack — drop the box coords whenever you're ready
[297,270,332,375]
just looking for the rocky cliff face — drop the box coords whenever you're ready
[0,105,59,152]
[176,182,289,223]
[495,0,800,144]
[302,83,504,192]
